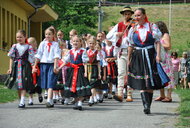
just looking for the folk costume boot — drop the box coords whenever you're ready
[148,92,153,107]
[113,86,123,102]
[140,92,151,114]
[126,90,133,102]
[113,95,123,102]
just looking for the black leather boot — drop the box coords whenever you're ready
[141,92,151,114]
[148,92,153,107]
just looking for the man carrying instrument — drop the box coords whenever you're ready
[106,6,136,102]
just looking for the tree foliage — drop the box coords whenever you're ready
[34,0,98,39]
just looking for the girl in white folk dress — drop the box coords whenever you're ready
[6,30,34,108]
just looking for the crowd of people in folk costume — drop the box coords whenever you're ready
[5,6,190,114]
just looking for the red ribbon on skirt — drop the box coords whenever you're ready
[107,62,116,78]
[71,63,83,93]
[32,65,40,86]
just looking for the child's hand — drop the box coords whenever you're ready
[106,58,110,62]
[98,74,101,79]
[109,58,114,62]
[127,59,131,67]
[7,69,12,74]
[32,66,37,73]
[103,75,106,81]
[84,72,87,78]
[156,55,161,63]
[54,68,59,74]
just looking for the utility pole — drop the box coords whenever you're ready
[98,0,103,32]
[169,0,172,34]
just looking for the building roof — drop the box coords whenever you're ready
[14,0,58,22]
[31,4,58,22]
[25,0,46,9]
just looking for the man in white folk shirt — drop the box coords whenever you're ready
[106,6,136,102]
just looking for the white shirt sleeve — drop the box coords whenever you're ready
[7,44,16,58]
[106,24,119,46]
[35,41,44,60]
[113,46,117,57]
[127,27,135,47]
[97,52,101,61]
[53,42,61,59]
[82,49,89,63]
[151,23,162,43]
[28,45,35,64]
[64,50,71,63]
[101,50,108,67]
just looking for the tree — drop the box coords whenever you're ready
[35,0,98,39]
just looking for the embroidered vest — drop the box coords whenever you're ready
[103,46,115,58]
[116,19,136,47]
[87,49,98,64]
[70,49,84,64]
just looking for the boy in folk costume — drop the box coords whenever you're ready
[106,6,136,102]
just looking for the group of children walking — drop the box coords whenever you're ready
[6,26,118,110]
[5,7,189,114]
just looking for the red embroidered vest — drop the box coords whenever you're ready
[116,19,136,47]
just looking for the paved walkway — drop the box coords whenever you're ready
[0,90,179,128]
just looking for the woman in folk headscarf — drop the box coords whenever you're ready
[127,8,166,114]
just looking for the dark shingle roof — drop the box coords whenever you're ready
[25,0,45,8]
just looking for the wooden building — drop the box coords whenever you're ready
[0,0,58,74]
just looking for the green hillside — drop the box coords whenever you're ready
[101,4,190,55]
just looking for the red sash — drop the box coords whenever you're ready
[71,63,83,93]
[32,65,40,86]
[107,62,116,78]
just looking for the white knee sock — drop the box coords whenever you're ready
[112,84,116,92]
[123,89,126,94]
[29,98,33,103]
[20,96,25,105]
[89,97,93,103]
[93,96,97,103]
[47,98,51,103]
[64,98,69,104]
[50,99,54,105]
[78,101,82,106]
[100,94,104,100]
[96,94,100,100]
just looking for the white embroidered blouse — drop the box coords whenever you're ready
[35,41,61,63]
[127,22,162,46]
[8,43,34,64]
[64,48,89,63]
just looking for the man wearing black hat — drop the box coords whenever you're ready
[106,6,135,102]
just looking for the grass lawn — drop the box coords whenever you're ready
[99,3,190,55]
[174,89,190,127]
[0,84,18,103]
